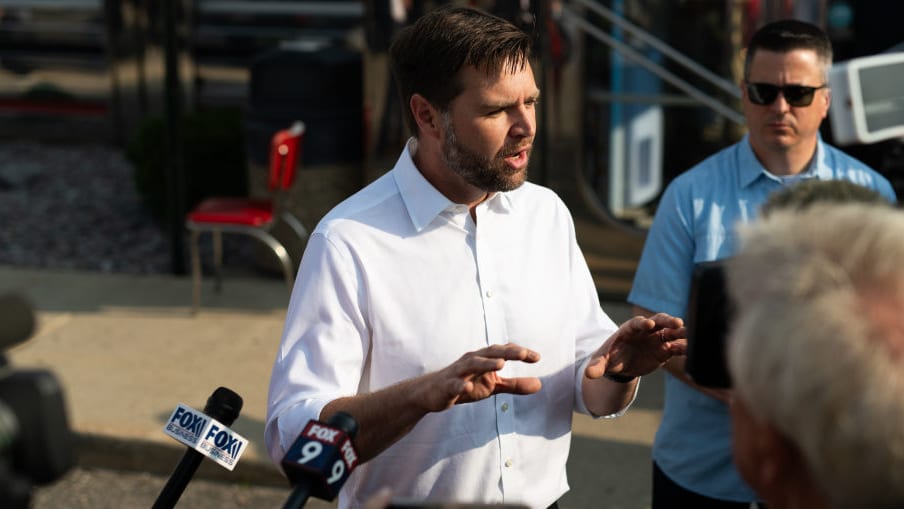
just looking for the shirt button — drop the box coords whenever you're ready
[504,459,513,468]
[501,403,509,412]
[485,289,493,298]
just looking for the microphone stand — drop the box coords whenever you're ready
[281,484,312,509]
[152,449,206,509]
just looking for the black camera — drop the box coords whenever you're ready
[684,260,735,389]
[0,293,76,508]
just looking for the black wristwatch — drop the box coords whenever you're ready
[603,372,637,383]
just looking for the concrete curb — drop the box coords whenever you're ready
[74,432,288,488]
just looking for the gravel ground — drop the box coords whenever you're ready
[31,467,297,509]
[0,140,170,274]
[0,140,256,275]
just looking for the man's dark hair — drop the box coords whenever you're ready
[389,5,533,136]
[743,19,833,80]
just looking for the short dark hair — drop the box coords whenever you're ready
[743,19,832,81]
[389,5,533,136]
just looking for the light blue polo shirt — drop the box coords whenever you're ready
[628,134,896,501]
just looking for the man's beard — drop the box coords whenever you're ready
[441,113,529,192]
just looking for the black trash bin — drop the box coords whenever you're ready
[244,43,363,169]
[243,42,364,273]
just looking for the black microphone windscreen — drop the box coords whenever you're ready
[204,387,243,426]
[327,411,358,439]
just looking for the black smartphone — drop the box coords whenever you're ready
[684,260,735,389]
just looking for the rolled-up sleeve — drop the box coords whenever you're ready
[264,230,370,464]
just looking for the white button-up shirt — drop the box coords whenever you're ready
[266,139,622,509]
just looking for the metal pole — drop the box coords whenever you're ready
[163,0,186,274]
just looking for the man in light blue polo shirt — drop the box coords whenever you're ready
[628,19,896,508]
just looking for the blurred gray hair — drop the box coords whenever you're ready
[727,203,904,509]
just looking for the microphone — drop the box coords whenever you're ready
[281,411,360,509]
[153,387,247,509]
[0,293,36,354]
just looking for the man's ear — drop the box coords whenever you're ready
[731,397,787,495]
[756,417,817,497]
[821,87,831,119]
[410,94,442,140]
[756,422,789,488]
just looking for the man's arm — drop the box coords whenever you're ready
[320,343,542,462]
[633,305,730,402]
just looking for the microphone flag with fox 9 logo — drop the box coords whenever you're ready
[280,411,359,509]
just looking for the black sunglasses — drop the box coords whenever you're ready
[745,82,828,107]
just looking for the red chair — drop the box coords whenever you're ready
[185,121,307,313]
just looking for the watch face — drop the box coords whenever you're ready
[604,372,636,383]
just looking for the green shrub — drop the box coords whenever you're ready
[127,107,248,222]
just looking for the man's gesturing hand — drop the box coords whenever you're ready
[585,313,687,380]
[421,343,542,412]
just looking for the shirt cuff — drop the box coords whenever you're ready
[575,355,641,419]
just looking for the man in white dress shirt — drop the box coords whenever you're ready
[265,6,686,509]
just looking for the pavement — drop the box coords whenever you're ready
[3,265,293,488]
[1,207,663,508]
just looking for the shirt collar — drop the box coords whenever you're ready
[738,135,765,188]
[810,138,835,180]
[739,133,825,187]
[392,138,515,231]
[393,138,452,232]
[486,190,514,214]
